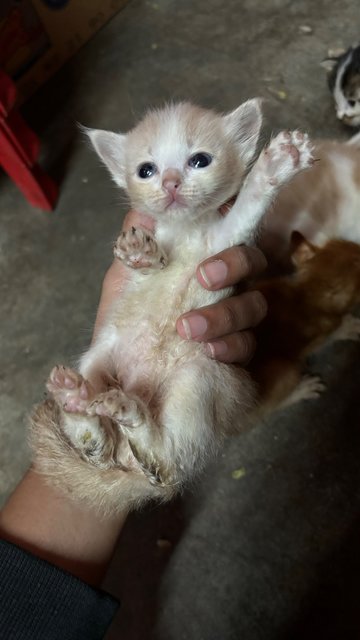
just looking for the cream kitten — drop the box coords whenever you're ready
[259,133,360,269]
[30,101,313,514]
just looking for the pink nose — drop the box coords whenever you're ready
[162,169,182,194]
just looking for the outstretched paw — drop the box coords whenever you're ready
[114,227,168,270]
[47,366,95,413]
[259,130,314,187]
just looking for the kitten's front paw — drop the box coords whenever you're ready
[47,366,95,413]
[114,227,168,270]
[260,130,314,187]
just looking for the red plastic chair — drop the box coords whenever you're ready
[0,68,58,211]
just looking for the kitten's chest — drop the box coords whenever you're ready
[115,256,215,331]
[156,224,212,263]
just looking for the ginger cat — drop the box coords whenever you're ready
[250,233,360,410]
[259,136,360,270]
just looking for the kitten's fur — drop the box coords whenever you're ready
[250,234,360,410]
[323,45,360,127]
[259,135,360,269]
[30,102,312,514]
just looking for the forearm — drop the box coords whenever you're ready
[0,468,127,586]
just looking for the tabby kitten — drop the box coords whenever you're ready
[324,45,360,127]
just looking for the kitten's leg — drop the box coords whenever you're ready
[87,388,165,485]
[278,375,325,409]
[78,326,120,393]
[46,366,118,467]
[85,358,254,488]
[347,131,360,147]
[209,131,314,253]
[114,227,168,270]
[47,366,162,484]
[156,360,254,482]
[328,314,360,342]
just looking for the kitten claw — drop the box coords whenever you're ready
[257,130,314,188]
[114,228,168,270]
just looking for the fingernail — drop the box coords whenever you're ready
[199,260,228,287]
[205,341,228,358]
[181,315,208,339]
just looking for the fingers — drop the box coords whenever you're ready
[176,290,268,364]
[176,245,268,364]
[196,245,267,290]
[204,330,257,365]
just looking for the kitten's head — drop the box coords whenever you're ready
[323,45,360,127]
[291,231,360,312]
[87,100,262,221]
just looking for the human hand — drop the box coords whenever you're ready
[94,211,268,364]
[176,246,267,363]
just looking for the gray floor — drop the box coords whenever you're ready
[1,1,360,638]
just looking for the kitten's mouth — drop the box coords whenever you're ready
[163,193,238,213]
[165,194,187,209]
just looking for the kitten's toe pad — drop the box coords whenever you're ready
[114,227,168,269]
[261,130,314,186]
[88,388,141,428]
[47,366,95,413]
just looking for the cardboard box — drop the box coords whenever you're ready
[0,0,129,104]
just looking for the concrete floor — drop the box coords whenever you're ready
[1,1,360,638]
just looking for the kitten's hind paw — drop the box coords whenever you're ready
[114,227,168,270]
[260,130,314,187]
[88,388,141,428]
[47,366,95,413]
[280,375,325,409]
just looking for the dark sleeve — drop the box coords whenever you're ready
[0,538,119,640]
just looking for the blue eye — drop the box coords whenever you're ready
[188,152,212,169]
[137,162,157,178]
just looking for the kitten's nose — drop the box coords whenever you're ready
[162,169,182,194]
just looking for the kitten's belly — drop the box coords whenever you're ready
[107,262,230,394]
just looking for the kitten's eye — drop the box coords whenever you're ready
[137,162,157,179]
[348,99,356,107]
[188,152,212,169]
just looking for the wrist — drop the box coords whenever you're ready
[0,468,126,586]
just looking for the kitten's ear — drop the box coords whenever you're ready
[85,128,127,188]
[223,99,263,165]
[290,231,316,266]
